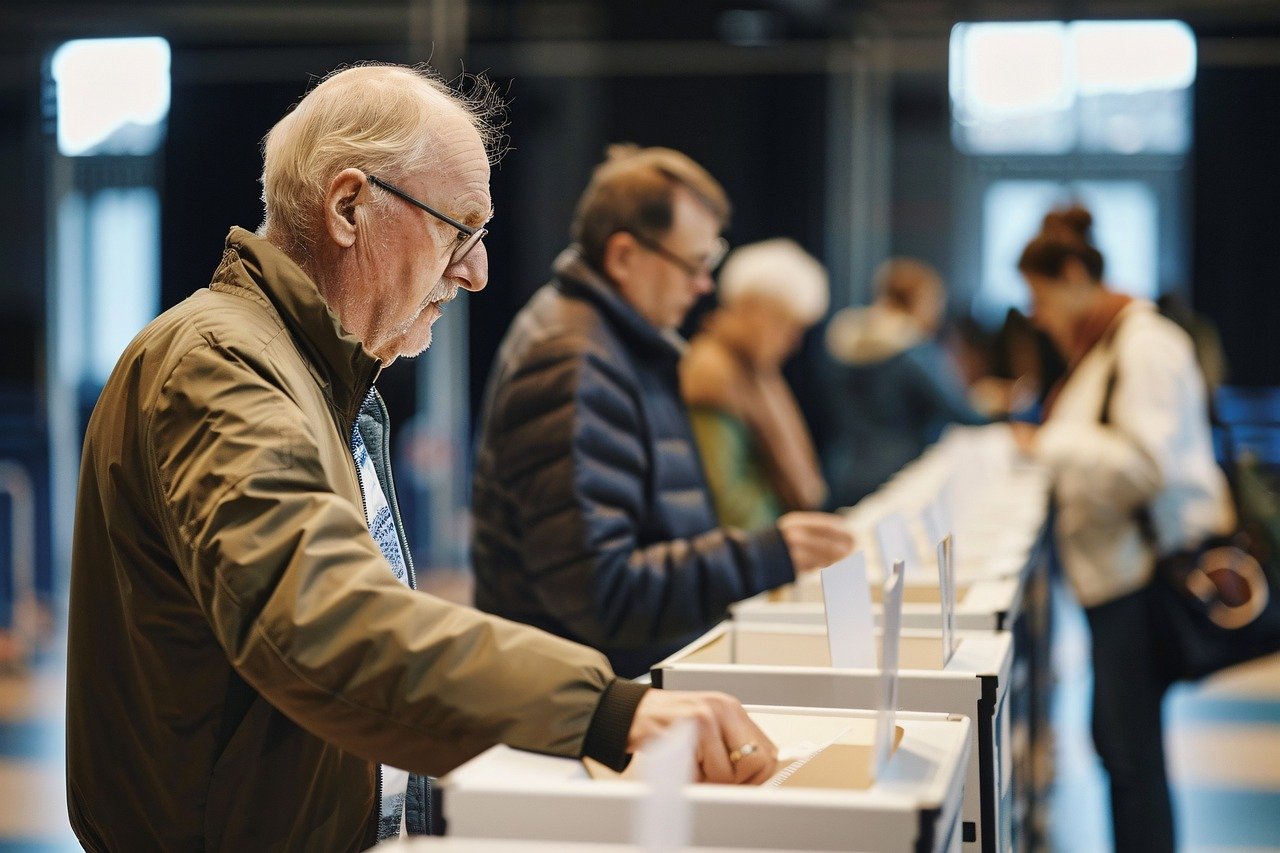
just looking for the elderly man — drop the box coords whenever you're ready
[472,145,854,678]
[681,238,830,531]
[66,66,777,853]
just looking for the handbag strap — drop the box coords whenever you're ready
[1096,329,1162,549]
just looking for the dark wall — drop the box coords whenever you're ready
[161,75,297,308]
[1192,63,1280,387]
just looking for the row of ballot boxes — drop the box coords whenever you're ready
[652,622,1013,852]
[434,426,1052,852]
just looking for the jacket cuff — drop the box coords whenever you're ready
[754,525,795,591]
[581,678,650,772]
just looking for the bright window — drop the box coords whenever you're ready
[950,21,1195,155]
[49,37,169,384]
[50,37,171,157]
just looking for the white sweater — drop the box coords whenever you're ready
[1034,301,1235,607]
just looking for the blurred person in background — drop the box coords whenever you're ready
[66,66,781,853]
[681,238,829,531]
[1157,291,1230,399]
[823,256,987,508]
[1010,204,1234,853]
[471,145,853,678]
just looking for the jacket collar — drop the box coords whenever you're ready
[551,246,686,362]
[213,227,382,423]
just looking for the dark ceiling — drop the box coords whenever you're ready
[2,1,1280,46]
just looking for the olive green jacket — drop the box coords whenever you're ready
[66,228,645,852]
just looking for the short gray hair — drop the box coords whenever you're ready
[717,238,829,325]
[258,63,505,256]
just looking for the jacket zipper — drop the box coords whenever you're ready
[424,775,433,835]
[373,390,417,591]
[347,415,384,841]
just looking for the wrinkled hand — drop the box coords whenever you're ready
[778,511,856,573]
[627,689,778,785]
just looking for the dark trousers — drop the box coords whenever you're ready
[1085,587,1175,853]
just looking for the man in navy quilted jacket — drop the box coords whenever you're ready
[471,144,853,677]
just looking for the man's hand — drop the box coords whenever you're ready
[778,511,856,573]
[628,690,778,785]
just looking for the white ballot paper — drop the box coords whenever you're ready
[920,500,947,558]
[937,535,958,667]
[872,561,905,780]
[821,552,876,669]
[922,487,959,569]
[874,512,921,579]
[632,718,695,851]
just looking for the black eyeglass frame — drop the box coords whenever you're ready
[625,230,729,279]
[367,174,488,264]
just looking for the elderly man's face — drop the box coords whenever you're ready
[615,188,720,331]
[359,113,491,363]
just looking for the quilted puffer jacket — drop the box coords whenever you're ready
[471,247,794,677]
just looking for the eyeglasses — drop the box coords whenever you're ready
[627,231,729,278]
[367,174,488,264]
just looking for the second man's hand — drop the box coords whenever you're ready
[777,511,856,573]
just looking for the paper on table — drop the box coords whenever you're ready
[874,512,921,579]
[937,535,958,667]
[921,497,952,561]
[632,718,694,851]
[820,552,876,669]
[872,561,904,781]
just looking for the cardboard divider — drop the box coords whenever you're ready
[681,627,949,671]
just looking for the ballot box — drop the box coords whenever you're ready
[652,622,1014,852]
[441,706,971,853]
[732,574,1024,633]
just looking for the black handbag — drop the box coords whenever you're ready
[1100,355,1280,684]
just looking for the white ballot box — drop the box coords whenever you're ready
[732,574,1024,633]
[442,706,971,853]
[652,623,1014,852]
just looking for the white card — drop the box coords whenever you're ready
[633,718,694,851]
[820,552,876,669]
[874,512,920,578]
[921,499,948,556]
[937,535,958,667]
[872,561,905,780]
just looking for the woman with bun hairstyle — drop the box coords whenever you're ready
[1011,205,1234,851]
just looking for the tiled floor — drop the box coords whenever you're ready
[3,574,1278,852]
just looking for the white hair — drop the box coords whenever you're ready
[258,63,504,257]
[717,237,829,325]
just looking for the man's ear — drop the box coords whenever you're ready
[602,231,638,286]
[323,168,371,249]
